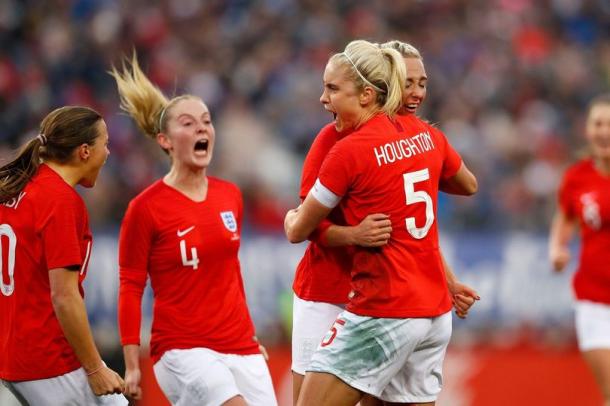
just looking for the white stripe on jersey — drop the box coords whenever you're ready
[311,179,341,208]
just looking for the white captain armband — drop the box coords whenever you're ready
[311,179,341,208]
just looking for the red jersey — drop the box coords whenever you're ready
[558,159,610,304]
[313,114,462,318]
[293,123,353,303]
[118,178,259,363]
[0,164,92,381]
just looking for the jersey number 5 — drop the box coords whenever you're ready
[0,224,17,296]
[403,169,434,239]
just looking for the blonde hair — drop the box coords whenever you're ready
[330,39,406,117]
[380,40,422,60]
[587,93,610,117]
[109,54,198,141]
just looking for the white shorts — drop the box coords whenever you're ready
[575,300,610,351]
[1,367,127,406]
[291,295,345,375]
[153,347,277,406]
[308,310,452,403]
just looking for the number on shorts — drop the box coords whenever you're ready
[321,318,345,347]
[0,224,17,296]
[403,169,434,239]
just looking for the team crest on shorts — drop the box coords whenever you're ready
[220,211,237,232]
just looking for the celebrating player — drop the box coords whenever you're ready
[0,106,127,405]
[111,55,277,406]
[549,94,610,404]
[285,39,474,405]
[291,40,478,404]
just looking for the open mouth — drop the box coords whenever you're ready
[194,139,209,152]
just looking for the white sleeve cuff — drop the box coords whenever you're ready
[311,179,341,208]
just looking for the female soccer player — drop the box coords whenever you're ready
[0,106,126,405]
[291,40,479,404]
[111,56,277,406]
[285,39,472,406]
[549,94,610,404]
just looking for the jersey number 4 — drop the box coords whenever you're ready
[0,224,16,296]
[180,240,200,270]
[403,169,435,239]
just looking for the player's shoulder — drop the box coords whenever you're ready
[564,158,593,179]
[129,179,166,208]
[209,176,241,196]
[28,165,82,208]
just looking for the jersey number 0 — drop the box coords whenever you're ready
[0,224,17,296]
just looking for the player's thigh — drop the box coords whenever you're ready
[4,368,127,405]
[297,371,362,406]
[582,349,610,398]
[381,312,452,404]
[292,295,345,375]
[308,311,429,398]
[226,353,277,406]
[575,300,610,352]
[153,348,240,406]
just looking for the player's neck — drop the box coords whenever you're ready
[44,161,80,187]
[593,156,610,176]
[353,109,381,130]
[163,167,209,202]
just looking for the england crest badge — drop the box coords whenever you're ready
[220,211,237,232]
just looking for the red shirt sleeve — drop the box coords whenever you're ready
[118,198,154,346]
[317,140,353,198]
[435,128,462,179]
[301,124,341,245]
[40,191,85,271]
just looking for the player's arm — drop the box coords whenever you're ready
[118,202,152,400]
[320,214,392,247]
[49,268,124,396]
[548,209,577,272]
[439,162,478,196]
[441,254,480,319]
[285,189,333,243]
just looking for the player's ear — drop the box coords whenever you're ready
[77,143,91,161]
[359,86,376,106]
[157,133,172,151]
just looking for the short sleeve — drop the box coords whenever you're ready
[41,192,86,270]
[316,141,353,201]
[300,124,339,199]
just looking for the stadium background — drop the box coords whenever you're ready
[1,0,609,404]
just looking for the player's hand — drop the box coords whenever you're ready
[124,367,142,400]
[86,365,125,396]
[550,247,570,273]
[352,213,392,247]
[448,282,480,319]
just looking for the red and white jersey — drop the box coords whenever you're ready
[0,164,92,381]
[312,114,462,318]
[558,159,610,304]
[293,123,353,304]
[118,177,259,363]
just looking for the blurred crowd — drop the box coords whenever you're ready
[1,0,609,233]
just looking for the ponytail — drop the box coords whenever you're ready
[0,139,43,203]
